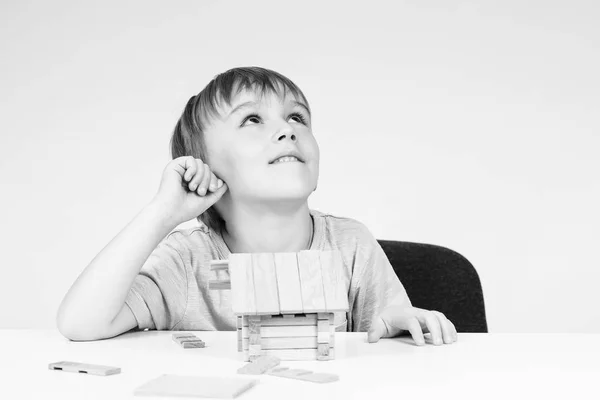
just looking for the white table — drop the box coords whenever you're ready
[2,330,598,399]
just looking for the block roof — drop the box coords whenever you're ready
[228,250,349,315]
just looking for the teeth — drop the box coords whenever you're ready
[274,156,299,163]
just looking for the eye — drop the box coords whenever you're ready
[240,112,309,127]
[242,114,261,126]
[289,112,308,125]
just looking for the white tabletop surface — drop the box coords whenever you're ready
[2,330,598,400]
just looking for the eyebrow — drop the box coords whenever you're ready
[227,100,311,119]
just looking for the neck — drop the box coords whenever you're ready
[220,201,313,254]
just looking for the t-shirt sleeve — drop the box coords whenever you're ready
[350,224,411,332]
[124,232,189,331]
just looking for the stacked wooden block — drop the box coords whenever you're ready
[209,250,349,361]
[237,313,335,361]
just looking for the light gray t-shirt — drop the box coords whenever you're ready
[124,209,409,333]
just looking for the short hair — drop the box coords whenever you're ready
[169,66,311,235]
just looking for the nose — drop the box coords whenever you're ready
[275,127,297,142]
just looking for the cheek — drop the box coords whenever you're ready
[219,143,264,184]
[305,136,320,165]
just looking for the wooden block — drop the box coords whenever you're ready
[249,334,261,346]
[48,361,120,376]
[172,333,197,341]
[248,316,261,333]
[318,250,349,311]
[251,253,280,315]
[242,314,317,327]
[209,259,229,271]
[172,333,205,348]
[243,336,320,350]
[248,315,261,347]
[317,332,329,344]
[258,349,318,361]
[133,374,258,398]
[181,341,205,349]
[317,343,330,360]
[229,254,256,315]
[317,312,334,322]
[237,355,280,375]
[317,319,330,344]
[208,279,231,290]
[318,319,329,332]
[268,367,339,383]
[297,251,326,312]
[248,344,262,356]
[242,325,317,338]
[273,252,304,314]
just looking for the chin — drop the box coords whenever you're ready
[262,182,315,201]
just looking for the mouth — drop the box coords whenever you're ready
[269,150,305,164]
[270,156,303,164]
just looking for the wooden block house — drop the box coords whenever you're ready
[209,250,349,361]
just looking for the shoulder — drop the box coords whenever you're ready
[311,209,378,250]
[154,223,222,262]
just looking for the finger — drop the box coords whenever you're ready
[367,317,388,343]
[406,317,425,346]
[423,312,443,345]
[183,156,196,182]
[432,311,453,344]
[208,172,219,193]
[188,159,205,191]
[202,182,228,207]
[448,320,458,342]
[196,164,212,196]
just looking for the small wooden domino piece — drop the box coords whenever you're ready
[267,367,339,383]
[209,259,230,271]
[172,333,205,348]
[133,374,258,399]
[48,361,121,376]
[208,279,231,290]
[237,355,281,375]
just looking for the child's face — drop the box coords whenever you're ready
[203,88,319,204]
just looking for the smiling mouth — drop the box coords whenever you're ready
[270,156,303,164]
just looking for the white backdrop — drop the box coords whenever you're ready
[1,0,599,332]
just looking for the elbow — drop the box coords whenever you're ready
[56,311,106,342]
[57,321,107,342]
[56,315,87,341]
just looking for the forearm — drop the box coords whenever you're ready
[56,201,177,335]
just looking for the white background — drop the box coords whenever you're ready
[1,0,598,332]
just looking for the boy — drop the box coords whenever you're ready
[57,67,457,346]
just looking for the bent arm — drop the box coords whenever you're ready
[56,201,177,341]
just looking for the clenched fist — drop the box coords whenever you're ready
[150,156,228,226]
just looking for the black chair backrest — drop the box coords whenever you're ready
[378,240,488,333]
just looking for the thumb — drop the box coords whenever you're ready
[202,182,228,207]
[367,316,389,343]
